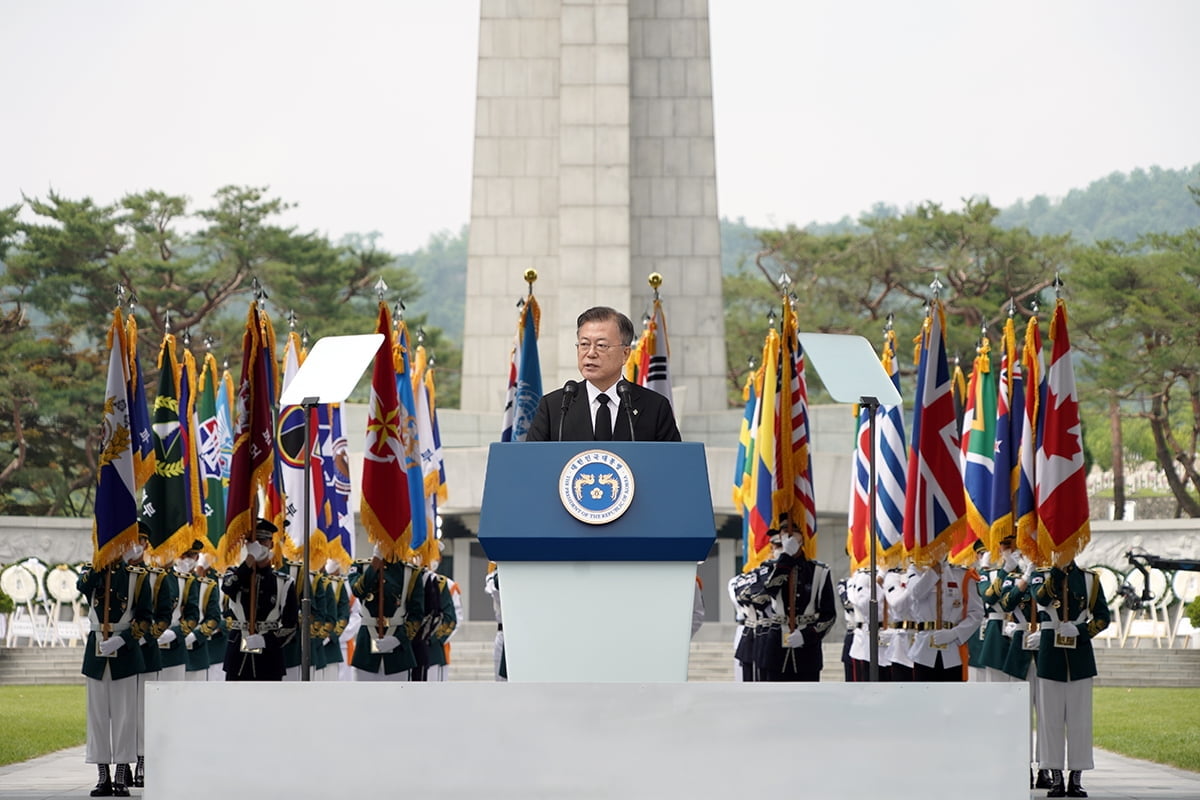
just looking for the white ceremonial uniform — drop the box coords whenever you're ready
[907,562,984,674]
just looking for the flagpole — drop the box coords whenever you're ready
[300,396,318,681]
[862,394,880,682]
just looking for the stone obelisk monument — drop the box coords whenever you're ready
[461,0,727,419]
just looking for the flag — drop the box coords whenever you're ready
[395,317,427,557]
[196,353,226,555]
[643,295,673,407]
[277,330,325,563]
[179,348,207,556]
[414,341,447,565]
[1036,299,1091,565]
[732,372,756,511]
[902,303,967,565]
[746,327,780,569]
[512,296,543,442]
[1015,315,1045,560]
[221,302,277,568]
[778,303,816,557]
[499,338,518,443]
[125,314,155,490]
[360,303,413,562]
[847,329,907,571]
[258,311,287,542]
[141,334,195,563]
[212,362,236,552]
[317,402,354,567]
[955,336,996,564]
[988,318,1021,553]
[93,309,140,569]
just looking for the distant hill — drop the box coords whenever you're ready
[996,163,1200,244]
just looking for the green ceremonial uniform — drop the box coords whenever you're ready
[78,563,154,681]
[282,567,332,673]
[976,568,1011,671]
[1034,564,1110,682]
[425,574,459,668]
[349,559,426,676]
[136,568,178,674]
[186,575,224,673]
[321,573,352,667]
[998,570,1040,679]
[159,570,200,670]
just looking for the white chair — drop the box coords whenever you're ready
[1120,565,1171,648]
[1169,571,1200,648]
[1091,565,1123,648]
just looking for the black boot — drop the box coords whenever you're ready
[1066,770,1088,798]
[1035,769,1054,789]
[90,764,113,797]
[112,763,131,797]
[1047,769,1066,798]
[134,756,145,787]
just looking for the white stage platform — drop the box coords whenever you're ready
[148,681,1029,799]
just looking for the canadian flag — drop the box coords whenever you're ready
[1035,299,1091,564]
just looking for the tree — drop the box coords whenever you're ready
[0,185,448,515]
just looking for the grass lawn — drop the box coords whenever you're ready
[1093,687,1200,772]
[0,685,1197,771]
[0,685,86,767]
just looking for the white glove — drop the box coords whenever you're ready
[243,633,267,650]
[322,637,331,646]
[157,629,177,646]
[1003,622,1018,638]
[98,635,125,656]
[931,629,957,647]
[784,628,805,648]
[185,632,197,649]
[1058,622,1080,638]
[375,635,400,653]
[1024,630,1042,649]
[781,536,800,557]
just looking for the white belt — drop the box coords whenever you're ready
[230,620,282,632]
[987,612,1006,621]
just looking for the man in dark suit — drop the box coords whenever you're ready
[526,306,681,442]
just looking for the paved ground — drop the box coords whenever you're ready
[0,745,1197,799]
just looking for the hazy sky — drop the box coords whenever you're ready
[3,1,1198,254]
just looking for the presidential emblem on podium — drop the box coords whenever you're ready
[558,449,635,525]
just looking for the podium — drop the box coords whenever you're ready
[478,441,715,681]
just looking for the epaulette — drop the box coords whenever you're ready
[127,565,148,574]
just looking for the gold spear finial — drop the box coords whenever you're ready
[524,269,538,295]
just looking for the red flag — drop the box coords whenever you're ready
[220,302,277,568]
[1036,299,1091,564]
[360,303,413,562]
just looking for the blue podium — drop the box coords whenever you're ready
[478,441,716,681]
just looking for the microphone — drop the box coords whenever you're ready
[615,382,636,442]
[558,380,579,441]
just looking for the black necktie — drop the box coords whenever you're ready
[594,393,612,441]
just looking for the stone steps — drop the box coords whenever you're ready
[3,638,1198,686]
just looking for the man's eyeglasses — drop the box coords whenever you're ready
[575,341,626,354]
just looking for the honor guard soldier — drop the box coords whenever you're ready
[762,514,835,681]
[425,557,461,681]
[484,563,506,681]
[157,543,202,684]
[999,550,1047,789]
[882,565,917,681]
[184,549,224,682]
[975,540,1013,683]
[348,548,426,681]
[221,519,299,681]
[834,575,855,681]
[1035,560,1110,798]
[130,526,177,789]
[412,564,458,680]
[908,557,984,681]
[845,567,881,681]
[745,533,783,682]
[78,537,154,797]
[282,559,332,680]
[318,558,352,681]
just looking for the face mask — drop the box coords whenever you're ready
[125,543,145,561]
[324,559,340,574]
[176,557,197,574]
[246,542,269,561]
